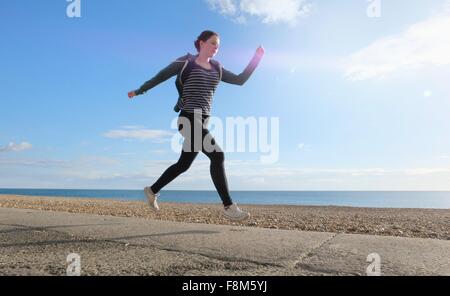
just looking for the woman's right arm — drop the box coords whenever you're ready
[130,58,186,98]
[221,46,265,86]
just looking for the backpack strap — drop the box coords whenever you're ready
[211,59,223,81]
[178,54,197,87]
[180,57,222,85]
[174,54,196,112]
[173,55,223,112]
[178,60,190,87]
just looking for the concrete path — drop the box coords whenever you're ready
[0,207,448,276]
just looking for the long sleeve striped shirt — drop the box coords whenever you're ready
[134,52,263,115]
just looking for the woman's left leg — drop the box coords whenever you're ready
[201,128,233,207]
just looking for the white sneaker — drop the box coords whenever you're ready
[144,187,160,211]
[223,203,250,221]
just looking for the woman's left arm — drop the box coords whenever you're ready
[221,46,265,86]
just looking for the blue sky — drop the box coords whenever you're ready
[1,0,450,190]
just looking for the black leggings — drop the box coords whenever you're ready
[150,110,233,207]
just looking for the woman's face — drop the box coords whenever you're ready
[200,35,220,58]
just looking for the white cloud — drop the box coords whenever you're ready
[423,90,433,97]
[404,168,450,175]
[149,149,170,155]
[3,154,450,190]
[77,156,121,166]
[103,128,174,141]
[0,142,32,153]
[233,15,248,24]
[297,143,305,149]
[206,0,237,15]
[0,158,68,167]
[344,14,450,81]
[206,0,311,26]
[244,177,266,185]
[445,0,450,14]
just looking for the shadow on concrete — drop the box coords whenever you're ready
[0,222,123,234]
[0,223,221,248]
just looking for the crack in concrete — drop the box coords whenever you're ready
[103,238,286,269]
[1,222,284,270]
[0,221,334,274]
[290,233,341,270]
[294,262,361,276]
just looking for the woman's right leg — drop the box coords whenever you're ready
[150,151,198,194]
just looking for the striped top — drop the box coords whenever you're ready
[134,52,264,115]
[178,62,220,115]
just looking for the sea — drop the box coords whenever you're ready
[0,189,449,209]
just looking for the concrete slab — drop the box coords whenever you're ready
[1,207,449,276]
[297,233,450,276]
[0,207,333,267]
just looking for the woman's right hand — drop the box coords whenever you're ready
[128,91,136,99]
[256,45,265,57]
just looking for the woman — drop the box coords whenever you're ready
[128,30,265,221]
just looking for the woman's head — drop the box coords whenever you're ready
[195,30,220,58]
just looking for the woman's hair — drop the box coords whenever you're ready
[194,30,219,52]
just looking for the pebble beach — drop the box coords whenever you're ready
[0,194,448,240]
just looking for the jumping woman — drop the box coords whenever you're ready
[128,30,265,221]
